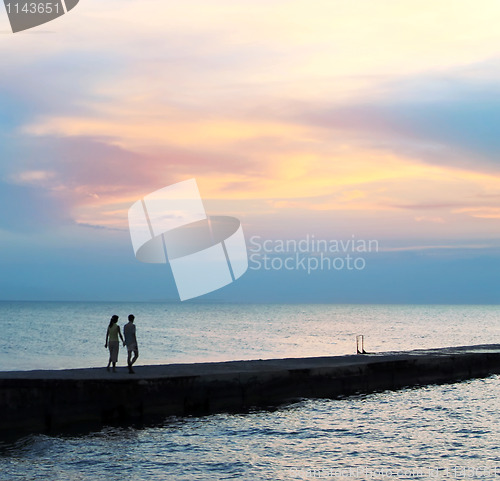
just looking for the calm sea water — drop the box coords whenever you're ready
[0,303,499,480]
[0,302,498,371]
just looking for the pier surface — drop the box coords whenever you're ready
[1,344,499,437]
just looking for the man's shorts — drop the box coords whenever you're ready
[127,343,138,353]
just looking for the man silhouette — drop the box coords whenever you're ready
[123,314,139,374]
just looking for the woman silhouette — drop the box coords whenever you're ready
[105,315,124,372]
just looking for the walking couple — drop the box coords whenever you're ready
[105,314,139,374]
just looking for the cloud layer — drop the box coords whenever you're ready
[1,0,499,244]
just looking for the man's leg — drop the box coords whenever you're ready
[130,348,139,366]
[127,350,139,374]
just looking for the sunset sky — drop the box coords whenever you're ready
[0,0,499,302]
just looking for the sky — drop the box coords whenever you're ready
[0,0,499,302]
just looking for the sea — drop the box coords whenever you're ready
[0,302,498,480]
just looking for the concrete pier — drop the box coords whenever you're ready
[1,344,499,437]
